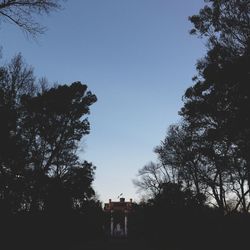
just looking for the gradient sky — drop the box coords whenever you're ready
[1,0,206,203]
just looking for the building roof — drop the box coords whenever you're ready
[104,198,133,212]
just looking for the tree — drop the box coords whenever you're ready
[179,0,250,212]
[134,123,206,201]
[21,81,96,175]
[0,54,97,213]
[189,0,250,55]
[0,0,63,37]
[133,162,168,197]
[0,54,35,212]
[135,120,250,213]
[155,123,208,201]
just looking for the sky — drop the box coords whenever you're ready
[0,0,206,203]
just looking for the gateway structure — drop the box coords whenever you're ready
[104,198,133,237]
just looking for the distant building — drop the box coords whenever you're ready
[104,198,133,237]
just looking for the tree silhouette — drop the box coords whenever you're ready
[181,0,250,207]
[0,54,97,214]
[0,0,63,37]
[133,1,250,249]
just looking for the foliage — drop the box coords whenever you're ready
[181,0,250,212]
[135,0,250,214]
[0,54,98,214]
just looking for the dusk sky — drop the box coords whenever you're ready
[1,0,206,203]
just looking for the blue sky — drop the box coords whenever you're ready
[1,0,205,203]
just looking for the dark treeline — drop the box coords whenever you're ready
[133,1,250,249]
[0,2,105,248]
[1,0,250,249]
[0,55,103,249]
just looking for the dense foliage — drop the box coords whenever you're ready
[134,1,250,248]
[135,0,250,214]
[0,55,102,249]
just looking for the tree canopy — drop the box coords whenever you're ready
[135,0,250,214]
[0,54,97,214]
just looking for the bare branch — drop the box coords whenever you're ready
[0,0,63,37]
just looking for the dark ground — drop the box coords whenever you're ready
[73,239,166,250]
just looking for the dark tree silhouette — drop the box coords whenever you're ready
[133,161,168,197]
[0,54,35,213]
[189,0,250,54]
[0,0,63,36]
[181,0,250,209]
[0,54,101,249]
[133,1,250,249]
[0,54,97,213]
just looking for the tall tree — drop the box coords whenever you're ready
[181,0,250,205]
[0,54,97,213]
[0,54,35,212]
[189,0,250,54]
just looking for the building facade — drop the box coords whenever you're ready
[104,198,133,237]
